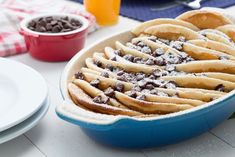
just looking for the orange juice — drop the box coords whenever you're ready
[84,0,121,26]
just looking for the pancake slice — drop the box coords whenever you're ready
[115,91,193,114]
[134,92,205,106]
[176,60,235,74]
[176,10,232,29]
[155,88,222,102]
[188,39,235,56]
[73,79,129,109]
[131,18,199,35]
[68,83,141,116]
[93,52,160,74]
[162,75,235,92]
[182,42,235,60]
[144,24,204,40]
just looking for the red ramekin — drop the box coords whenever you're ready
[19,13,89,62]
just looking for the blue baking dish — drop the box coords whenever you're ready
[56,30,235,148]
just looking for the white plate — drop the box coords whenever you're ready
[0,58,48,132]
[0,97,49,144]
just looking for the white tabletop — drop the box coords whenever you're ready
[2,4,235,157]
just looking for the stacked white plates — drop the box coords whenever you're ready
[0,58,49,144]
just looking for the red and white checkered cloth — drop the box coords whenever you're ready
[0,0,96,57]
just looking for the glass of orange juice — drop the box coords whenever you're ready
[84,0,121,26]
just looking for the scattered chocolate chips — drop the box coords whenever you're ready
[105,64,114,71]
[93,95,109,104]
[74,71,84,80]
[146,58,155,65]
[126,91,137,98]
[100,71,109,78]
[136,94,146,100]
[215,84,225,92]
[165,81,177,89]
[28,16,82,33]
[90,79,100,87]
[165,64,176,72]
[115,82,125,92]
[94,60,102,67]
[154,57,166,66]
[170,41,183,50]
[104,87,115,97]
[152,48,165,57]
[110,56,117,61]
[123,54,134,62]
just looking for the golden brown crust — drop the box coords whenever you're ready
[176,10,232,29]
[144,24,204,40]
[182,42,235,60]
[188,39,235,56]
[216,24,235,42]
[68,83,141,116]
[176,60,235,74]
[131,18,199,35]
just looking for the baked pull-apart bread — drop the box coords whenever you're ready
[68,10,235,117]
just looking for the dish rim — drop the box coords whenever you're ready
[57,29,235,127]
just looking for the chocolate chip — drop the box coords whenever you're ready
[116,70,125,76]
[104,87,115,97]
[165,81,177,89]
[136,72,145,81]
[133,57,142,63]
[74,71,84,80]
[27,16,82,33]
[46,23,53,30]
[136,94,146,100]
[138,80,147,88]
[126,91,137,98]
[178,36,186,42]
[165,64,176,72]
[90,79,100,87]
[154,57,166,66]
[106,64,114,71]
[152,69,162,77]
[35,26,46,32]
[52,25,61,33]
[152,80,162,87]
[123,54,134,62]
[115,82,125,92]
[158,38,170,45]
[141,46,152,54]
[146,58,155,65]
[28,20,36,27]
[94,60,102,67]
[132,85,142,92]
[93,95,109,104]
[45,16,53,22]
[170,41,183,50]
[215,84,225,92]
[145,84,154,90]
[114,49,122,56]
[152,48,165,57]
[100,71,109,78]
[110,56,117,61]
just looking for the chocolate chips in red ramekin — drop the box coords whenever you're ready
[28,16,82,33]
